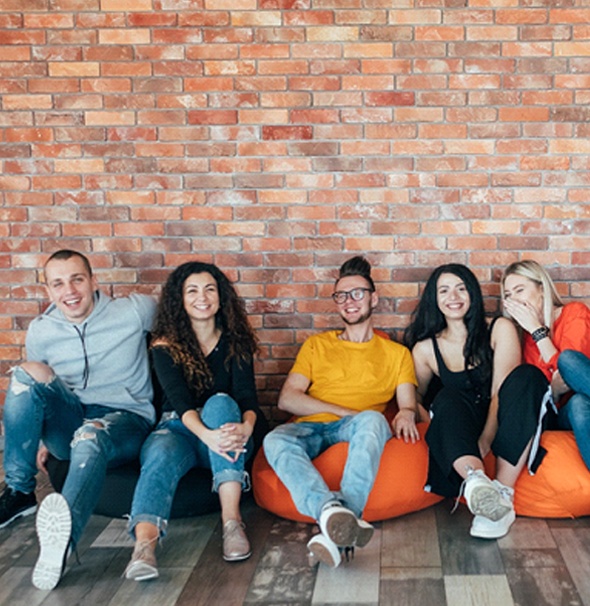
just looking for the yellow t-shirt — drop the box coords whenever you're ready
[290,331,417,424]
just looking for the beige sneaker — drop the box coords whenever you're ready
[124,539,158,581]
[222,520,251,562]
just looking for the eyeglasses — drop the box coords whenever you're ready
[332,288,373,304]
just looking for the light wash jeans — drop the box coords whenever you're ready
[128,393,251,538]
[3,365,152,546]
[557,349,590,470]
[263,410,392,521]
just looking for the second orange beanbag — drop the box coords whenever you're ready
[253,422,442,523]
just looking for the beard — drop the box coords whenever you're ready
[341,306,373,326]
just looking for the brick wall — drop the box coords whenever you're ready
[1,0,589,422]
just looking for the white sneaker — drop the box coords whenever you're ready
[307,533,342,568]
[33,493,72,590]
[463,470,512,522]
[318,503,374,547]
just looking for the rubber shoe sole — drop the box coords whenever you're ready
[319,505,358,546]
[464,471,512,522]
[307,534,341,568]
[32,493,71,591]
[125,559,159,582]
[470,508,516,539]
[355,519,374,548]
[0,502,36,529]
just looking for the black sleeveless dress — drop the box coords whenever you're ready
[424,336,492,497]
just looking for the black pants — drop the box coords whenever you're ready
[425,364,548,497]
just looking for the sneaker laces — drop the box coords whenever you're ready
[494,482,514,503]
[452,477,468,515]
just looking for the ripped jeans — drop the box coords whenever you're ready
[128,393,252,539]
[3,365,151,546]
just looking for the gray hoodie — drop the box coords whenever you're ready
[25,291,157,424]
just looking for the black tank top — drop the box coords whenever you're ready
[431,320,496,406]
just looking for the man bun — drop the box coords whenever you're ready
[337,256,375,290]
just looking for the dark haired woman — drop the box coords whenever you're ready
[124,261,264,581]
[405,264,543,539]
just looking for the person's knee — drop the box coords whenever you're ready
[11,361,54,388]
[558,349,586,377]
[567,394,590,425]
[354,410,390,440]
[499,363,547,401]
[506,363,545,385]
[201,393,240,425]
[263,429,283,454]
[70,419,109,457]
[263,426,299,460]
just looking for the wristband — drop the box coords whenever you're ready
[531,325,550,343]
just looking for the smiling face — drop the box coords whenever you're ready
[44,256,97,324]
[182,272,220,326]
[503,273,544,316]
[436,272,471,320]
[333,274,377,326]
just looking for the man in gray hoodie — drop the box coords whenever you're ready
[0,249,157,590]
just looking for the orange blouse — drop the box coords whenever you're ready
[522,301,590,405]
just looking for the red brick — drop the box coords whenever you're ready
[84,175,133,191]
[159,159,209,175]
[55,191,104,206]
[186,110,237,125]
[0,3,588,414]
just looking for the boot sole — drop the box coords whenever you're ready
[33,493,71,591]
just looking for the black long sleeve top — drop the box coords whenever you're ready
[150,334,258,419]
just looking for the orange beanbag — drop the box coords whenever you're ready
[513,430,590,518]
[252,422,442,523]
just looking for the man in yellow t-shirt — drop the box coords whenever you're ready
[263,256,419,568]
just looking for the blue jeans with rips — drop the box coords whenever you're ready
[128,393,252,538]
[557,349,590,470]
[3,365,152,546]
[263,410,392,521]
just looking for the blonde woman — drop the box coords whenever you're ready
[502,260,590,469]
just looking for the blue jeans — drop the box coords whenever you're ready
[128,393,251,538]
[3,365,151,546]
[263,410,392,520]
[557,349,590,469]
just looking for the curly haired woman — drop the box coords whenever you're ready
[124,261,265,581]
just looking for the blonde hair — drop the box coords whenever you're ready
[501,260,563,329]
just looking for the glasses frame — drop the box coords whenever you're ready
[331,287,374,305]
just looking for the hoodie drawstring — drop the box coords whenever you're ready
[73,324,89,389]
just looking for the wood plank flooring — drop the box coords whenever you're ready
[1,472,590,605]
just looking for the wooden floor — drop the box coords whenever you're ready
[2,468,590,606]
